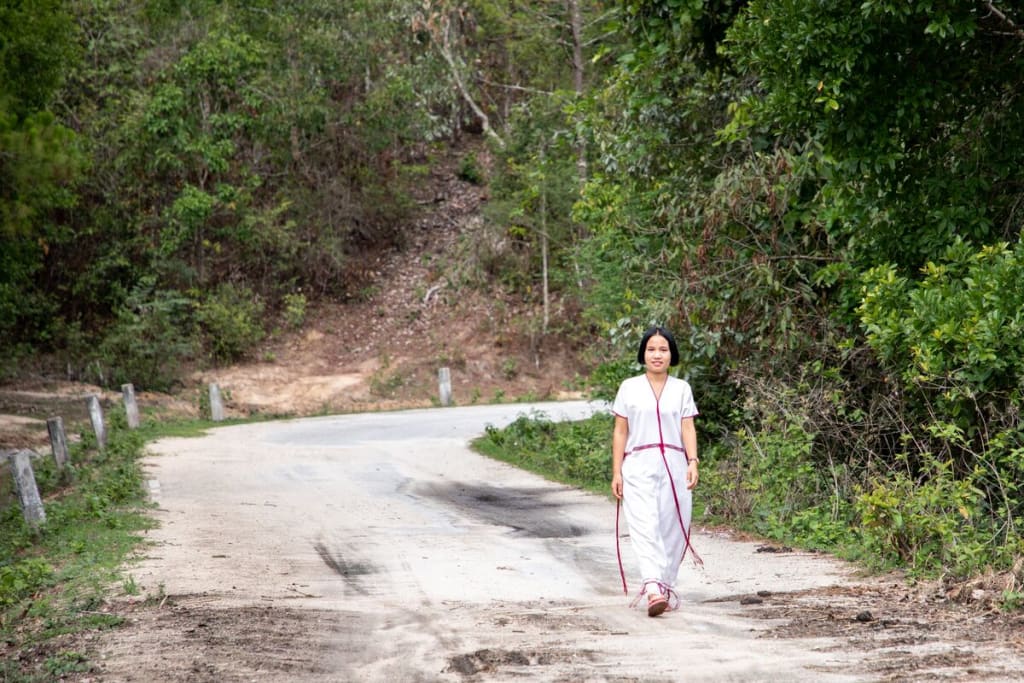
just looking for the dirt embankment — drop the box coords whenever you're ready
[0,138,582,451]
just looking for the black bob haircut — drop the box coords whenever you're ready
[637,326,680,367]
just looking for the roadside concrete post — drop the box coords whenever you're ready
[209,383,225,422]
[438,367,452,407]
[46,416,70,469]
[122,383,140,429]
[8,450,46,528]
[86,394,107,450]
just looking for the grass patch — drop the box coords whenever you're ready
[0,402,291,678]
[472,410,614,496]
[0,411,183,679]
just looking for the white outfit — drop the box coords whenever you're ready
[612,374,699,598]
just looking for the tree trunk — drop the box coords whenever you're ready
[568,0,587,185]
[435,15,505,148]
[540,150,550,335]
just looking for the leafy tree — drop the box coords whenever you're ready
[725,1,1024,273]
[860,239,1024,455]
[575,1,787,388]
[0,0,78,121]
[0,0,82,236]
[0,1,83,356]
[572,0,1024,575]
[472,0,620,336]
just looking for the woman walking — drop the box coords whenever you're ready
[611,326,700,617]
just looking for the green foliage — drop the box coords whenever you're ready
[0,110,83,238]
[282,291,307,329]
[469,0,619,317]
[696,402,856,552]
[860,239,1024,395]
[0,558,54,608]
[725,1,1024,271]
[485,97,584,296]
[1002,585,1024,611]
[0,236,59,353]
[476,411,612,493]
[570,0,1024,583]
[574,1,786,395]
[738,420,826,538]
[45,651,90,677]
[0,0,79,119]
[367,352,403,399]
[855,454,989,576]
[457,153,484,185]
[369,367,405,398]
[587,354,639,403]
[0,1,84,355]
[96,285,196,391]
[553,417,615,487]
[195,283,265,363]
[0,0,466,373]
[857,238,1024,544]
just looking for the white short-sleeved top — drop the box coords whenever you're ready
[612,375,698,459]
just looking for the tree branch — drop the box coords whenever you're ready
[983,2,1024,39]
[435,19,505,148]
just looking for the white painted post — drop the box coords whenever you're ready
[438,367,452,407]
[86,394,107,450]
[9,450,46,528]
[46,416,69,469]
[121,383,140,429]
[209,383,225,422]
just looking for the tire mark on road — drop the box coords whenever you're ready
[313,540,375,595]
[415,482,591,539]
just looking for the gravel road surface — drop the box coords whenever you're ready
[85,402,1009,682]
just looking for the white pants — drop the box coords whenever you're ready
[621,449,692,593]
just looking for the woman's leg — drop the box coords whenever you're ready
[658,454,693,587]
[621,452,669,591]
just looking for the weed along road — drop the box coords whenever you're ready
[101,403,877,681]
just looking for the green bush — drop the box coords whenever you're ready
[856,239,1024,574]
[0,558,54,607]
[96,286,196,391]
[478,412,612,493]
[738,420,822,537]
[457,153,483,185]
[855,454,988,576]
[45,651,90,677]
[700,413,855,551]
[195,283,265,362]
[552,419,612,487]
[282,291,307,329]
[859,239,1024,397]
[586,356,639,403]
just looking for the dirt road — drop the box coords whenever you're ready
[81,402,1024,682]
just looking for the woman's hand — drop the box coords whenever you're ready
[686,460,699,490]
[612,472,623,500]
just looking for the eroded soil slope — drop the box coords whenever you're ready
[0,139,582,448]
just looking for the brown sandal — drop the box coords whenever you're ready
[647,594,668,617]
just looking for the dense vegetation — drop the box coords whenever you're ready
[571,0,1024,584]
[4,0,1024,596]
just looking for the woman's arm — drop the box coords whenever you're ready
[681,416,699,489]
[611,415,628,500]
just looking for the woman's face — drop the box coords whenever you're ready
[644,334,671,374]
